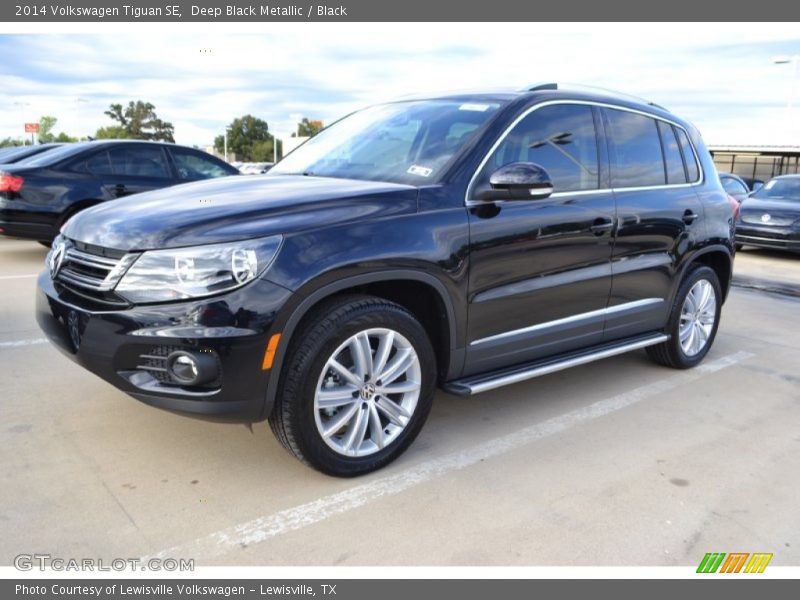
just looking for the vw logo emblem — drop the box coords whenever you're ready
[360,382,376,401]
[49,240,67,278]
[761,213,772,223]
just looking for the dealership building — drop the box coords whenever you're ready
[709,145,800,183]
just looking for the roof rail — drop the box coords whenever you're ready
[521,82,668,111]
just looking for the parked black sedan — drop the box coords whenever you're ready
[0,140,238,244]
[0,143,63,164]
[735,174,800,252]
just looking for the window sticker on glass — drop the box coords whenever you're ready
[407,165,433,177]
[459,103,493,112]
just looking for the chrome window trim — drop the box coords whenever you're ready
[470,297,664,346]
[464,99,704,206]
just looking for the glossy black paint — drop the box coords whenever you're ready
[0,141,238,242]
[37,88,733,423]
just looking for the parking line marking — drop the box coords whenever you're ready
[144,350,754,562]
[0,274,38,280]
[0,337,48,348]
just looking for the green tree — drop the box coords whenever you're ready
[38,116,58,143]
[37,116,78,143]
[214,115,280,161]
[94,125,128,140]
[98,100,175,142]
[54,132,78,143]
[0,138,24,148]
[294,118,324,138]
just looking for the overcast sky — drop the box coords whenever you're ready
[2,23,799,148]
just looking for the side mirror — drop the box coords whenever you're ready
[751,182,764,193]
[475,162,554,201]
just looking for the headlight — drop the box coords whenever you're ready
[115,235,282,304]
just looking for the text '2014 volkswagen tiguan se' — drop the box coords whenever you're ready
[37,85,735,476]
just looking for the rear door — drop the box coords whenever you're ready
[601,107,704,341]
[464,103,616,375]
[104,144,175,198]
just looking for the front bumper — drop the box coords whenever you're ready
[735,223,800,252]
[36,272,293,422]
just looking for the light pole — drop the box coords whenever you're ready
[773,55,800,110]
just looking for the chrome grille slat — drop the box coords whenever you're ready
[57,269,112,291]
[64,248,119,269]
[55,241,134,298]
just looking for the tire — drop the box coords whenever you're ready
[735,244,743,251]
[38,241,52,248]
[647,265,722,369]
[269,294,436,477]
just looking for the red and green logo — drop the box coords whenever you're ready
[697,552,773,573]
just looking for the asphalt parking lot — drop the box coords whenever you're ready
[1,238,798,567]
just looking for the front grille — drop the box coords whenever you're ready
[58,247,122,291]
[55,242,136,306]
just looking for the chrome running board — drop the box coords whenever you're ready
[445,333,669,396]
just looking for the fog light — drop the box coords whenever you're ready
[165,350,219,385]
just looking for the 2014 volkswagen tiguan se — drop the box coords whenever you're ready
[36,84,735,476]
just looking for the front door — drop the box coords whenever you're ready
[464,103,616,376]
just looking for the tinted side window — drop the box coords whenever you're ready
[171,148,231,180]
[478,104,599,193]
[606,109,665,188]
[674,127,700,182]
[74,151,113,176]
[658,121,687,184]
[108,146,170,178]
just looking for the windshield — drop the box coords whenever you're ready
[752,177,800,201]
[270,100,503,184]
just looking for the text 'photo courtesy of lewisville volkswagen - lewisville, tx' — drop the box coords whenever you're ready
[1,9,799,595]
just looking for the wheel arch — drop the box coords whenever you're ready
[261,270,461,420]
[672,245,733,305]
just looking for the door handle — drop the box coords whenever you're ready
[590,218,615,236]
[682,209,699,224]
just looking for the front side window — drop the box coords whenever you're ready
[171,148,231,180]
[270,100,503,184]
[606,109,665,188]
[107,146,170,179]
[474,104,600,194]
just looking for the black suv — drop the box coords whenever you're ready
[1,140,238,244]
[36,85,734,476]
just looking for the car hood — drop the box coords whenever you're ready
[63,175,419,251]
